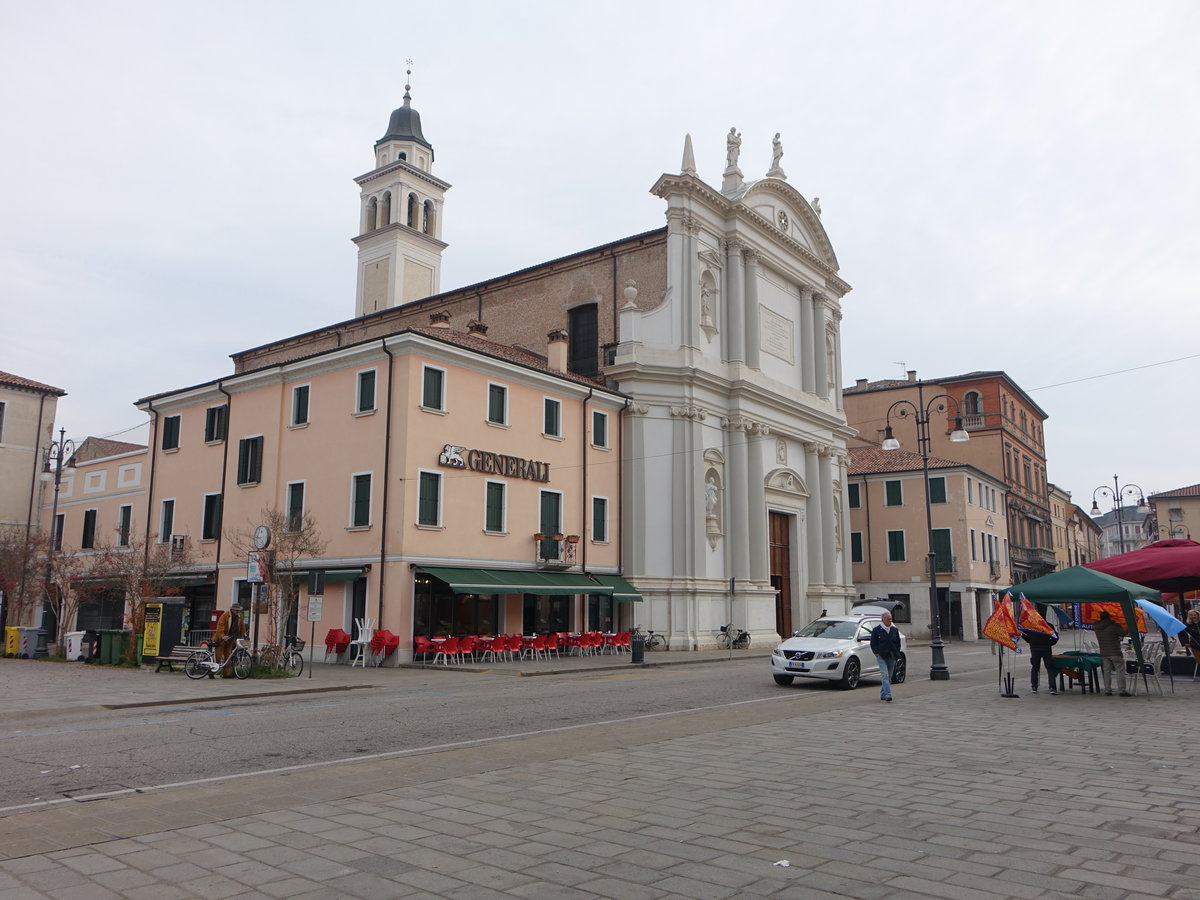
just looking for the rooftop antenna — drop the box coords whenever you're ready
[892,361,907,376]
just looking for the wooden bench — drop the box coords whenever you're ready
[154,651,196,672]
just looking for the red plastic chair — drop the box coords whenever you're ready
[324,628,351,662]
[543,633,560,660]
[413,635,436,663]
[433,636,460,665]
[459,635,478,663]
[504,634,521,661]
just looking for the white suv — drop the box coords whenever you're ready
[771,608,907,690]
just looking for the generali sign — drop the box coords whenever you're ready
[438,443,551,483]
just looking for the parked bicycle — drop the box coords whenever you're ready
[257,636,306,677]
[633,625,669,651]
[184,638,253,680]
[717,624,751,649]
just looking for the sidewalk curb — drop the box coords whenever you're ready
[396,650,771,677]
[101,683,376,710]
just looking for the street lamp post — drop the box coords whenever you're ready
[41,428,76,652]
[881,380,969,682]
[1160,525,1189,540]
[1090,475,1146,554]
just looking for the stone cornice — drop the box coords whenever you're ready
[352,221,449,251]
[669,405,707,421]
[721,415,770,436]
[355,159,451,192]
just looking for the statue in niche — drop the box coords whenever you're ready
[725,127,741,171]
[776,439,787,464]
[705,471,723,536]
[700,284,714,324]
[833,500,843,551]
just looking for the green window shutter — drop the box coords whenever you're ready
[293,386,310,425]
[162,416,180,450]
[592,497,608,542]
[851,531,863,563]
[423,368,443,410]
[418,472,440,526]
[887,530,905,562]
[488,384,506,424]
[592,411,608,448]
[81,509,97,549]
[928,476,947,503]
[885,480,902,506]
[544,399,561,436]
[848,483,860,508]
[161,500,174,540]
[485,482,505,532]
[932,528,953,572]
[352,474,372,527]
[286,483,304,531]
[357,371,376,412]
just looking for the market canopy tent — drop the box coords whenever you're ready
[1085,539,1200,608]
[1002,565,1165,692]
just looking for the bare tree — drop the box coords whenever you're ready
[0,525,46,629]
[226,508,327,647]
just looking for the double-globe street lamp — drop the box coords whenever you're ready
[40,428,77,652]
[1090,475,1147,554]
[881,381,969,681]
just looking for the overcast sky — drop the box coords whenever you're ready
[3,0,1197,514]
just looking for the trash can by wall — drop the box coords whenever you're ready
[630,631,645,664]
[98,630,132,665]
[4,626,17,657]
[17,627,40,659]
[65,631,87,661]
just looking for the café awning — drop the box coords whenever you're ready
[417,566,611,597]
[588,574,643,602]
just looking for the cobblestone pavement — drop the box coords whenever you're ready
[0,653,1196,898]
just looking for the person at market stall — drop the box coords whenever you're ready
[213,603,244,679]
[1020,624,1058,694]
[1178,609,1200,666]
[1093,610,1129,696]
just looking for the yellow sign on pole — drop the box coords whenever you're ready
[143,603,163,658]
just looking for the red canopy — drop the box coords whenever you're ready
[1085,539,1200,593]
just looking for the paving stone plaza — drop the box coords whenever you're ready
[0,654,1195,899]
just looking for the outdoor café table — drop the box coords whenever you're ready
[1052,651,1103,694]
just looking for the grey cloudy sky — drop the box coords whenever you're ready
[3,0,1197,511]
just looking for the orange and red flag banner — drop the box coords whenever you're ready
[983,593,1019,650]
[1080,601,1148,632]
[1018,595,1055,635]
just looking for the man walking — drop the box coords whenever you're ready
[1094,610,1130,696]
[870,612,902,702]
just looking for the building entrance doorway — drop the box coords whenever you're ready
[769,512,793,639]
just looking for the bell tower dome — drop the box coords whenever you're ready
[353,68,451,317]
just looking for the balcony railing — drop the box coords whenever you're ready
[962,414,986,430]
[931,555,956,574]
[534,537,577,569]
[989,560,1001,580]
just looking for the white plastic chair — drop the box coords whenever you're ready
[349,618,375,668]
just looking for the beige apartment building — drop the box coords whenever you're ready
[848,447,1008,641]
[1049,483,1072,570]
[122,326,628,659]
[844,369,1053,584]
[1066,502,1102,567]
[0,371,65,530]
[1149,484,1199,543]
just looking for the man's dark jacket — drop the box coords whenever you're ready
[870,623,901,659]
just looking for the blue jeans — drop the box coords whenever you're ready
[875,655,894,699]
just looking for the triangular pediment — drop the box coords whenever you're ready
[741,179,838,270]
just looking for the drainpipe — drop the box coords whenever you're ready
[581,387,593,574]
[378,339,394,625]
[215,382,232,592]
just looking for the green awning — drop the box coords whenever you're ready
[588,574,643,602]
[418,566,612,597]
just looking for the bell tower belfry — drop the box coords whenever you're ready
[353,69,451,317]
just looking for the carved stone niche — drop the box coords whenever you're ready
[699,268,719,344]
[703,448,725,549]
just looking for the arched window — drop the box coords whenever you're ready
[366,196,378,232]
[423,200,434,235]
[963,391,982,416]
[399,151,407,160]
[407,193,417,228]
[380,192,391,227]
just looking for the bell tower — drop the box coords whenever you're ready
[353,68,451,317]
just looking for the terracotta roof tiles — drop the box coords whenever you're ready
[0,370,66,395]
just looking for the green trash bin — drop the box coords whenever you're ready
[98,630,133,665]
[136,634,144,665]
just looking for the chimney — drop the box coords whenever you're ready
[855,378,868,390]
[467,320,488,338]
[547,329,569,372]
[907,370,917,382]
[429,311,451,328]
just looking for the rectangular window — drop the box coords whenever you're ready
[118,505,132,547]
[591,411,609,449]
[356,370,376,413]
[81,509,97,549]
[292,385,310,426]
[202,493,223,541]
[237,436,263,485]
[0,401,5,441]
[484,481,505,533]
[540,491,563,558]
[568,303,599,377]
[970,528,977,561]
[848,483,861,509]
[351,473,372,528]
[53,513,64,551]
[285,482,304,532]
[159,499,175,543]
[928,476,947,504]
[204,405,227,443]
[422,366,444,411]
[592,496,609,542]
[417,471,441,526]
[932,528,953,572]
[887,530,905,562]
[543,398,561,437]
[967,477,973,505]
[850,531,864,563]
[885,480,903,506]
[161,415,181,451]
[487,383,507,425]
